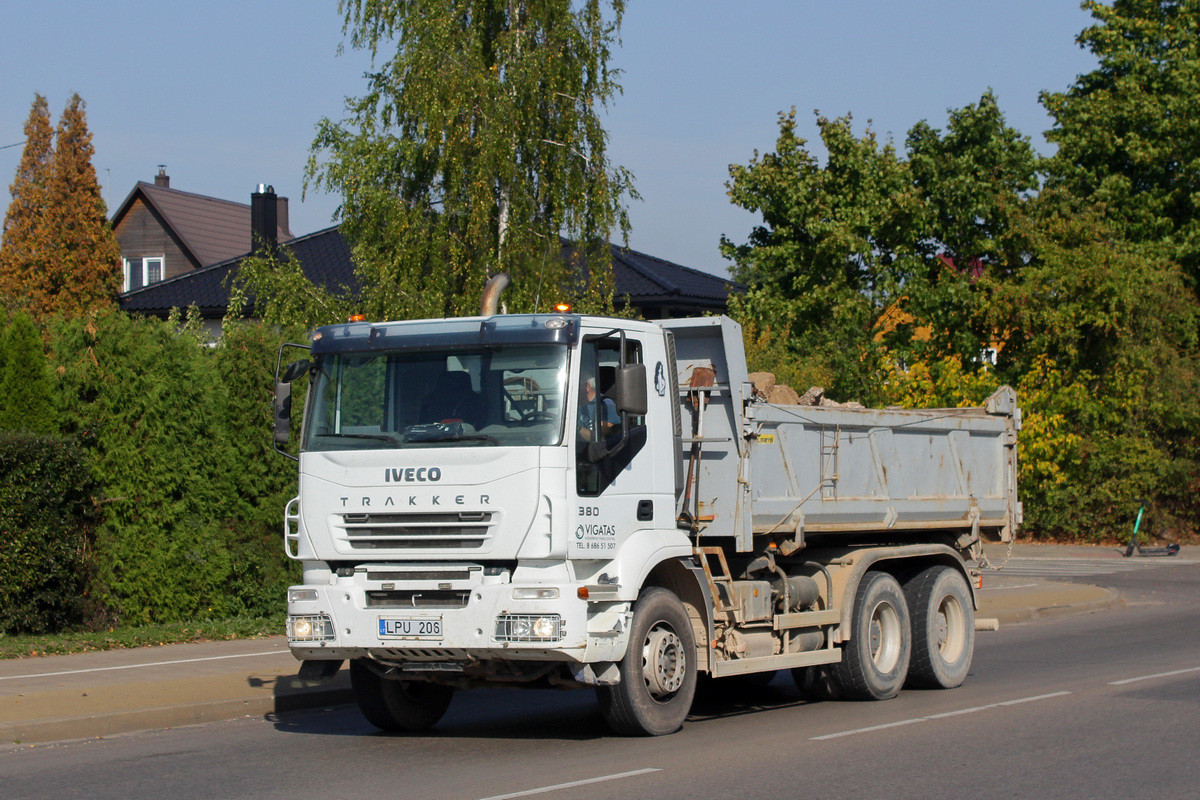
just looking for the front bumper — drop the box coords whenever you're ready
[287,563,630,666]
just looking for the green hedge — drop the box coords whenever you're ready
[51,310,299,625]
[0,432,99,634]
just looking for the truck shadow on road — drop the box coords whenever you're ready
[266,674,812,740]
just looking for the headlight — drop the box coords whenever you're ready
[287,613,335,642]
[495,614,564,642]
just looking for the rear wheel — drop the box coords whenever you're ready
[350,659,454,732]
[597,587,697,736]
[904,565,975,689]
[832,571,911,700]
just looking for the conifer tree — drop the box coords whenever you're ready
[0,94,119,320]
[0,312,57,434]
[0,95,54,310]
[42,94,121,318]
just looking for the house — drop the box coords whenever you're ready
[115,173,741,329]
[110,167,293,292]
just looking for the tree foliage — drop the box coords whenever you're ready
[279,0,633,324]
[723,94,1035,402]
[51,310,297,624]
[0,94,54,311]
[0,432,99,634]
[0,311,59,434]
[1041,0,1200,284]
[983,191,1200,538]
[725,82,1200,541]
[0,94,120,320]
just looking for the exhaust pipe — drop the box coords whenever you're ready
[481,273,511,317]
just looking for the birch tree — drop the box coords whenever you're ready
[304,0,635,320]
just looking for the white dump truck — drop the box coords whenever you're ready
[274,283,1020,736]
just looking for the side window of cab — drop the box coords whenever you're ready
[576,336,646,497]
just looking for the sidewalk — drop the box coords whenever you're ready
[0,544,1180,745]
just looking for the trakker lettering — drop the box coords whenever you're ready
[384,467,443,483]
[340,494,489,507]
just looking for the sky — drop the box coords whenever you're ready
[1,1,1099,279]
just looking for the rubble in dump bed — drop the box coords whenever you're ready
[747,372,865,409]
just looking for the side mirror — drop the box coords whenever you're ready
[274,382,292,446]
[280,359,311,383]
[609,363,647,415]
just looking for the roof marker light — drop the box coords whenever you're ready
[348,314,367,323]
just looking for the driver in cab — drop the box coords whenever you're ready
[577,376,618,442]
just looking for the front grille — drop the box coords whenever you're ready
[366,590,470,609]
[339,511,494,551]
[367,568,476,582]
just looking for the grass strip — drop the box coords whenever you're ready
[0,615,284,659]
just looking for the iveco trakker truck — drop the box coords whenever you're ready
[275,285,1020,736]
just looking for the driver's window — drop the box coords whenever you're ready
[576,337,646,496]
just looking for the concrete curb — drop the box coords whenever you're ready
[982,584,1124,626]
[1,684,355,745]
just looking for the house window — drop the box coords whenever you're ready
[123,256,165,291]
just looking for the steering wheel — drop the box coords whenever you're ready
[520,410,556,423]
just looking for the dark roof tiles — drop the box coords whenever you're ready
[119,228,739,318]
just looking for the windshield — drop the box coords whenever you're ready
[303,345,569,451]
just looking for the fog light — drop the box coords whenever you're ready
[512,587,559,600]
[494,614,563,642]
[287,613,335,642]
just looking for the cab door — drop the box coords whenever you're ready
[570,332,663,557]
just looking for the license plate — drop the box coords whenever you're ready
[378,616,443,639]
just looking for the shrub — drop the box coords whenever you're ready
[0,432,98,634]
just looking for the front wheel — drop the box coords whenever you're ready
[350,659,454,732]
[597,588,698,736]
[904,565,975,689]
[832,571,911,700]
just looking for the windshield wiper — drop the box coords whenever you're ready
[406,433,500,446]
[318,433,402,447]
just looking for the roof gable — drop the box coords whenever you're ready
[111,182,293,268]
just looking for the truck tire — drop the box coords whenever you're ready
[833,571,911,700]
[350,659,454,732]
[597,587,698,736]
[904,565,974,689]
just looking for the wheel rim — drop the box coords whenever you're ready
[642,622,686,699]
[935,593,966,662]
[868,601,902,672]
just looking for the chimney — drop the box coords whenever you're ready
[155,165,170,188]
[250,184,278,255]
[275,195,289,240]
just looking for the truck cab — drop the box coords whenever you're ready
[281,312,697,733]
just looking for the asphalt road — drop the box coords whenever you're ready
[4,559,1198,800]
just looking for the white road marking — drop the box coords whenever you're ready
[810,692,1073,740]
[478,768,662,800]
[978,583,1037,591]
[0,650,286,681]
[991,557,1195,578]
[1109,666,1200,686]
